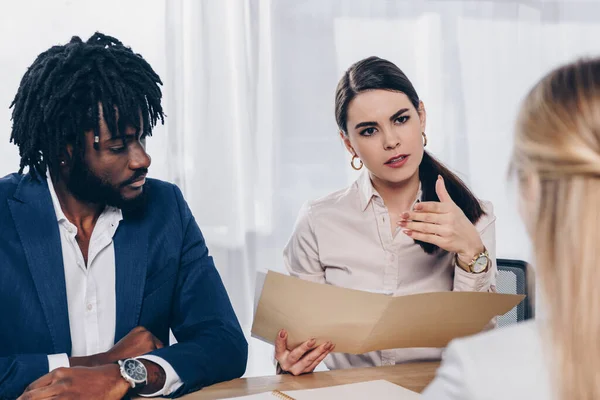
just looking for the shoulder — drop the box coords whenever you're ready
[300,182,361,220]
[447,320,539,360]
[0,173,25,200]
[144,178,186,206]
[142,178,191,225]
[436,321,549,398]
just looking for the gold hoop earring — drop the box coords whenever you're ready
[351,155,363,170]
[422,132,428,147]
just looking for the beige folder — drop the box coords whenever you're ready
[251,271,524,353]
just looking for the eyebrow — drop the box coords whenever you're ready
[354,108,410,130]
[104,131,142,143]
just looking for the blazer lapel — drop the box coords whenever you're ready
[8,174,71,354]
[113,213,148,341]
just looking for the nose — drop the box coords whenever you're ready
[381,127,400,150]
[129,142,151,171]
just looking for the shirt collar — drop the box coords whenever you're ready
[357,170,423,211]
[46,172,123,226]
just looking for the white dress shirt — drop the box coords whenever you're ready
[45,175,182,396]
[422,321,551,400]
[283,171,497,369]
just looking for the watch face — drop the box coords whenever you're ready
[124,359,147,383]
[472,255,488,273]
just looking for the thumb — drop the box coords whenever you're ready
[275,329,288,357]
[436,175,454,204]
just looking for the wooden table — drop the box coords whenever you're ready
[182,362,440,399]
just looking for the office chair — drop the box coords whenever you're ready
[496,258,533,327]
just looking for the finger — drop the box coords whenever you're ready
[24,370,60,392]
[274,330,289,359]
[302,344,334,374]
[401,211,445,224]
[412,202,451,214]
[436,175,455,204]
[154,336,164,349]
[297,342,330,368]
[287,342,329,376]
[399,221,448,236]
[403,230,445,247]
[18,382,64,400]
[287,338,317,364]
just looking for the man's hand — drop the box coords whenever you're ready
[18,365,130,400]
[71,326,165,367]
[103,326,164,364]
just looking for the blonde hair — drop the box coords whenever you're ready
[512,58,600,399]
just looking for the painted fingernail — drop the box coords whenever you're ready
[414,203,422,210]
[401,212,410,219]
[308,338,316,347]
[399,220,407,227]
[279,330,286,338]
[403,230,413,236]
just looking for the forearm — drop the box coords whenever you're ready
[147,327,247,396]
[69,352,111,367]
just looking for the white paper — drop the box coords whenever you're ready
[222,380,421,399]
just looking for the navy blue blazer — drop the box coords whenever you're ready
[0,173,248,399]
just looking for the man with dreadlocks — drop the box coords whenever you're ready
[0,33,247,399]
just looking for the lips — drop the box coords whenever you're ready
[385,154,408,164]
[130,174,146,184]
[124,174,147,188]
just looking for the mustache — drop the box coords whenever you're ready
[120,168,149,187]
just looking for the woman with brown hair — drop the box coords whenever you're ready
[274,56,497,375]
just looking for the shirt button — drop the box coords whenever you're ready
[87,304,93,311]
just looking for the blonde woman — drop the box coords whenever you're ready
[423,57,600,399]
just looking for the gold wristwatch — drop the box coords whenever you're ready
[457,248,490,274]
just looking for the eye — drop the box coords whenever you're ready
[109,147,125,153]
[395,115,410,124]
[360,127,377,136]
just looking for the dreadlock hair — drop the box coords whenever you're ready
[9,32,165,180]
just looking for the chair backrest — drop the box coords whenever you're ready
[496,258,533,327]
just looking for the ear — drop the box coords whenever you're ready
[58,142,81,169]
[339,130,356,156]
[418,101,427,133]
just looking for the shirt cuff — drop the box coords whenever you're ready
[47,353,70,372]
[453,263,493,292]
[136,355,183,397]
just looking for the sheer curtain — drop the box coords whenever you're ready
[164,0,600,376]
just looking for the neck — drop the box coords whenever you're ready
[369,170,421,212]
[52,174,104,230]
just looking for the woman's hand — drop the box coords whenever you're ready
[275,329,335,376]
[398,175,484,268]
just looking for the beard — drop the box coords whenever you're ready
[66,153,148,216]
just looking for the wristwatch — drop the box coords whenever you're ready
[458,248,490,274]
[118,358,148,389]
